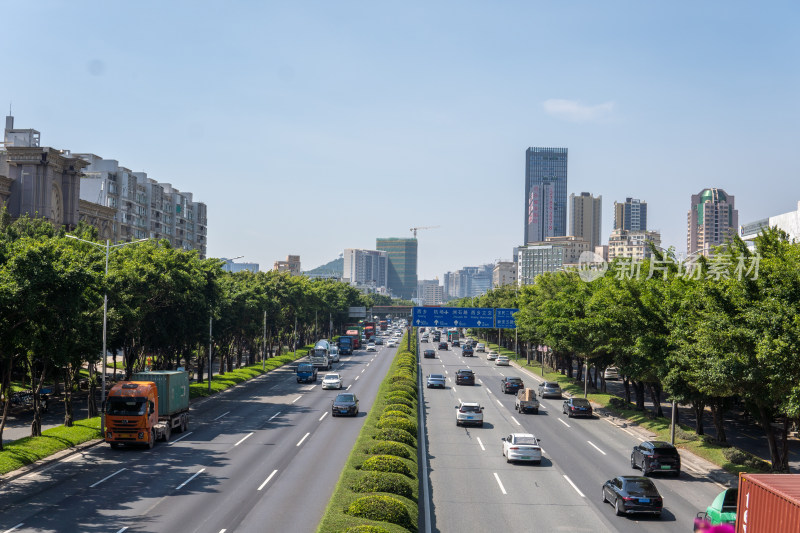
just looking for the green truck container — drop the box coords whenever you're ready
[131,370,190,416]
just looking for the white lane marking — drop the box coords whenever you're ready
[306,385,317,391]
[176,468,206,490]
[558,418,571,428]
[346,384,352,390]
[493,472,508,495]
[444,370,448,374]
[355,375,360,381]
[168,431,194,446]
[90,468,127,488]
[587,441,607,455]
[292,395,302,403]
[361,368,366,373]
[116,529,128,533]
[477,378,483,384]
[511,416,521,426]
[235,432,254,446]
[63,452,84,462]
[477,437,485,451]
[270,384,280,390]
[257,469,278,491]
[296,432,310,447]
[213,411,230,421]
[458,398,462,404]
[487,389,493,395]
[219,530,226,533]
[268,411,282,421]
[564,475,585,497]
[539,404,546,410]
[452,387,458,393]
[3,524,23,533]
[367,362,370,367]
[319,412,328,422]
[496,399,503,407]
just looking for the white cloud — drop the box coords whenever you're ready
[542,99,615,122]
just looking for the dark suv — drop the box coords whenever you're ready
[438,341,448,350]
[501,376,524,394]
[455,369,475,385]
[631,441,681,476]
[423,349,436,359]
[462,345,474,357]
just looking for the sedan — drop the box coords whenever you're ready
[486,351,499,361]
[501,376,524,394]
[602,476,663,517]
[501,433,542,464]
[426,373,446,388]
[438,342,448,350]
[321,373,343,390]
[451,339,460,347]
[563,397,593,418]
[423,349,436,359]
[495,356,510,366]
[387,340,397,348]
[475,343,486,352]
[366,342,377,351]
[538,381,562,398]
[455,401,484,427]
[331,393,359,417]
[631,441,681,476]
[374,337,384,345]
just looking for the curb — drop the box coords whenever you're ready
[0,437,105,486]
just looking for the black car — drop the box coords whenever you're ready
[462,345,474,357]
[455,369,475,385]
[501,376,524,394]
[374,337,384,345]
[602,476,663,517]
[631,441,681,476]
[423,349,436,359]
[452,339,460,347]
[331,393,359,417]
[563,397,593,418]
[438,342,448,350]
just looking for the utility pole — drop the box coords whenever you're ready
[208,317,213,393]
[262,310,267,371]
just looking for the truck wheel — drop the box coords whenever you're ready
[164,424,171,442]
[180,416,187,433]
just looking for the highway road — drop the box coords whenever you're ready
[420,336,728,533]
[0,342,398,533]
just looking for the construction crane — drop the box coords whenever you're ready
[410,225,440,238]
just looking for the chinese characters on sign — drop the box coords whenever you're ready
[412,308,519,329]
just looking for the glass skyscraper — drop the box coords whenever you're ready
[375,238,418,300]
[524,147,568,244]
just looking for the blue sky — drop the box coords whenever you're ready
[4,1,799,279]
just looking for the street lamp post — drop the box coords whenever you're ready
[66,236,148,427]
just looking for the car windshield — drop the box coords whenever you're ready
[460,405,481,413]
[572,399,590,407]
[514,436,538,445]
[429,374,444,379]
[508,378,522,384]
[335,394,355,403]
[324,375,340,380]
[298,364,312,371]
[624,479,659,496]
[107,398,147,416]
[545,382,559,388]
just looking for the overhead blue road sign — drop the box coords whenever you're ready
[412,307,497,328]
[496,308,519,329]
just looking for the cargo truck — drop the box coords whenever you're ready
[338,336,353,355]
[345,326,362,350]
[104,370,189,449]
[310,340,332,370]
[514,388,540,414]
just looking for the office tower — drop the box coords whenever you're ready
[376,238,418,299]
[517,243,566,286]
[687,188,738,257]
[443,264,494,299]
[493,261,517,288]
[569,192,602,250]
[343,249,388,288]
[524,147,568,243]
[417,279,444,305]
[614,197,648,231]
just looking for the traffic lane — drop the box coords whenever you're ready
[143,344,395,533]
[423,359,611,533]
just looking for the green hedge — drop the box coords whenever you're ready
[318,332,419,532]
[189,350,309,398]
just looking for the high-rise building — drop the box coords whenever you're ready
[614,197,648,231]
[544,235,592,265]
[524,147,568,243]
[687,188,738,257]
[517,243,566,286]
[444,264,494,299]
[343,249,388,289]
[569,192,602,250]
[274,255,301,275]
[221,258,260,273]
[376,238,418,299]
[608,229,662,261]
[417,279,444,306]
[493,261,517,288]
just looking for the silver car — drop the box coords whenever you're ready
[321,373,343,390]
[426,373,446,389]
[538,381,562,398]
[495,356,510,366]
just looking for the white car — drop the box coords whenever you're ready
[501,433,542,464]
[486,351,499,361]
[366,342,376,351]
[329,347,340,363]
[455,401,484,427]
[604,366,620,380]
[495,356,510,366]
[475,343,486,352]
[387,339,397,348]
[321,373,342,390]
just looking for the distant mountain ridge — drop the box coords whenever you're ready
[304,256,343,278]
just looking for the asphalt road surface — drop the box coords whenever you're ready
[419,338,728,533]
[1,344,396,533]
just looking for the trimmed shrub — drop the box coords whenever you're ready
[384,404,415,416]
[388,383,416,397]
[675,427,699,442]
[366,440,412,459]
[381,410,413,421]
[383,396,413,409]
[389,375,417,389]
[351,471,413,499]
[374,427,416,447]
[346,495,414,531]
[385,390,415,404]
[723,447,771,471]
[361,455,413,478]
[377,416,417,438]
[344,526,392,533]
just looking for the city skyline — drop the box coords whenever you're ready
[2,3,799,279]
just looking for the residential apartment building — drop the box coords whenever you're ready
[343,248,388,289]
[687,188,738,257]
[524,147,568,243]
[221,258,260,273]
[545,235,592,265]
[274,255,301,275]
[493,261,517,288]
[608,229,662,261]
[78,153,208,257]
[569,192,602,250]
[517,243,565,286]
[614,197,648,231]
[417,279,444,306]
[376,238,417,300]
[444,264,494,299]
